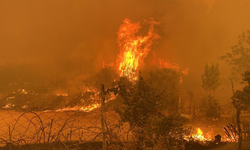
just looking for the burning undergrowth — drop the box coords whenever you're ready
[0,18,188,113]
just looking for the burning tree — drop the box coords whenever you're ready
[116,18,160,81]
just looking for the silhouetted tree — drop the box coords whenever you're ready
[201,63,221,118]
[84,67,119,91]
[220,30,250,79]
[117,75,161,128]
[233,71,250,148]
[201,63,221,94]
[200,95,221,118]
[221,31,250,150]
[116,74,189,149]
[187,90,194,116]
[234,71,250,107]
[143,68,181,113]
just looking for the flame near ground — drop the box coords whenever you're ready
[184,127,237,142]
[48,18,188,114]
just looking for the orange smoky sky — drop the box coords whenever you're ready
[0,0,250,94]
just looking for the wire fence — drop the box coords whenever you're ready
[0,103,249,149]
[0,107,125,149]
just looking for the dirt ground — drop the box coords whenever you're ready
[0,109,121,147]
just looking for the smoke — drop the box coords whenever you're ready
[1,0,250,100]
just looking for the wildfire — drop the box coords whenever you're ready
[3,104,14,109]
[49,18,188,113]
[152,57,180,71]
[56,93,68,97]
[185,128,212,142]
[151,53,189,76]
[55,103,100,112]
[116,18,160,81]
[184,127,236,143]
[53,92,116,112]
[102,61,115,68]
[192,128,208,141]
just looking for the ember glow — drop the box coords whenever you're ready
[116,18,160,80]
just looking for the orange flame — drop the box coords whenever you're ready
[116,18,160,81]
[184,128,212,142]
[151,53,189,76]
[153,57,180,71]
[102,61,114,68]
[52,92,117,112]
[55,103,100,112]
[192,128,211,141]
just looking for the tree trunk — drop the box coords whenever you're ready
[100,84,107,150]
[231,80,242,150]
[236,108,242,150]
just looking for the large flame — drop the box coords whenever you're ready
[116,18,160,81]
[48,18,187,113]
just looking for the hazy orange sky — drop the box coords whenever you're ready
[0,0,250,97]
